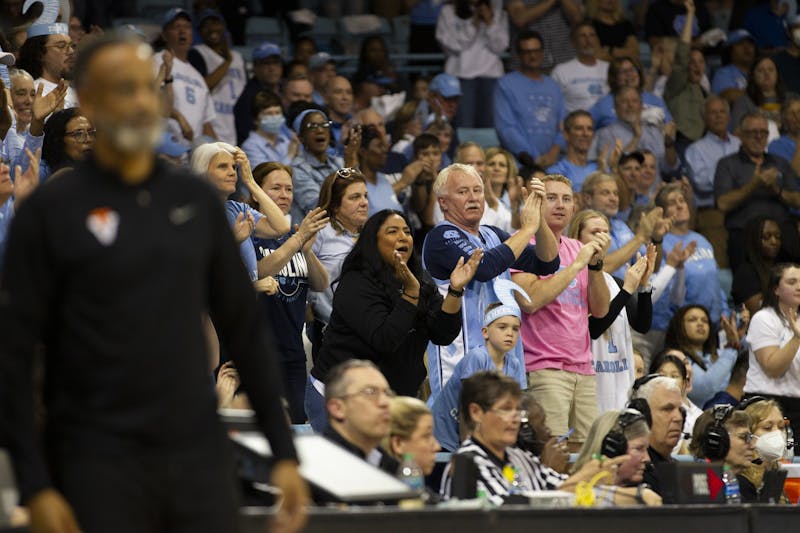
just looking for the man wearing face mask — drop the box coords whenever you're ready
[241,90,298,166]
[772,16,800,95]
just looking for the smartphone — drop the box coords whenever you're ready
[556,428,575,443]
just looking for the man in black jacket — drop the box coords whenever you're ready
[0,33,307,533]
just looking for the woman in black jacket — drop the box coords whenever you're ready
[307,209,482,429]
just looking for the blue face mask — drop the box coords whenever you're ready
[260,114,285,134]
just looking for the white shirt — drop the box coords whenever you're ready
[745,307,800,398]
[479,201,512,233]
[191,44,246,145]
[550,58,609,113]
[435,1,508,79]
[153,51,216,147]
[35,77,78,110]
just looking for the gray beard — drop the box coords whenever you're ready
[104,122,164,153]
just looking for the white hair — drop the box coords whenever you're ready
[432,162,482,198]
[631,375,682,402]
[189,141,237,176]
[8,68,34,85]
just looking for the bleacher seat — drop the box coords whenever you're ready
[339,15,392,55]
[299,17,340,54]
[137,0,189,20]
[457,128,501,150]
[245,17,284,48]
[391,15,410,55]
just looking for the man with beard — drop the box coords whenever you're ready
[551,22,609,114]
[154,8,216,146]
[16,19,79,109]
[0,33,308,533]
[188,10,246,145]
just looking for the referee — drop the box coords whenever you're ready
[0,34,307,533]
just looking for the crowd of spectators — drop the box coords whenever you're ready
[4,0,800,519]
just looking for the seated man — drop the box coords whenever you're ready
[512,174,611,451]
[547,110,599,195]
[494,30,565,169]
[323,359,399,474]
[631,375,685,496]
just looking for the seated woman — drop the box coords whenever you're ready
[573,409,652,489]
[664,304,740,408]
[441,371,662,506]
[307,209,482,430]
[739,396,790,502]
[41,108,94,180]
[730,56,785,141]
[383,396,442,481]
[241,90,298,167]
[690,406,758,501]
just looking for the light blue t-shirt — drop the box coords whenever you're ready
[590,91,672,130]
[431,344,526,451]
[711,64,747,96]
[547,159,598,193]
[365,173,403,215]
[225,200,264,282]
[768,135,796,163]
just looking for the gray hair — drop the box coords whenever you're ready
[432,162,482,198]
[631,375,681,402]
[324,359,381,404]
[455,141,483,163]
[8,68,33,85]
[739,109,768,130]
[703,94,730,117]
[190,141,237,176]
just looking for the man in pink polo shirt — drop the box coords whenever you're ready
[512,174,610,451]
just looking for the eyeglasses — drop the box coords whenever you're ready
[65,129,96,142]
[305,121,332,131]
[490,408,528,420]
[47,41,77,51]
[336,167,361,179]
[742,129,769,137]
[518,47,543,55]
[735,431,758,444]
[340,386,396,403]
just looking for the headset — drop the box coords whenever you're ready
[601,408,647,458]
[701,404,735,460]
[737,395,768,411]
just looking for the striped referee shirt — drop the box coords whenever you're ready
[440,438,568,505]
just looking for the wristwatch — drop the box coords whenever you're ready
[447,286,464,298]
[587,260,604,271]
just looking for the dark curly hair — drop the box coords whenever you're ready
[16,35,49,80]
[663,304,717,371]
[42,108,80,173]
[339,209,436,322]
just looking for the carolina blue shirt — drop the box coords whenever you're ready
[768,135,797,163]
[0,197,14,271]
[241,131,293,167]
[711,65,747,95]
[685,131,741,208]
[410,0,443,25]
[589,91,672,130]
[651,231,730,331]
[546,159,598,193]
[225,200,264,281]
[608,218,643,279]
[290,151,343,225]
[431,344,526,452]
[365,173,403,215]
[687,347,738,408]
[494,71,566,158]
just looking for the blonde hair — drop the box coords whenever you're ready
[572,410,650,473]
[382,396,431,460]
[484,147,518,185]
[567,209,610,240]
[541,173,572,189]
[432,162,482,198]
[742,399,783,433]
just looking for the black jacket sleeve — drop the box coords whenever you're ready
[626,286,653,334]
[589,283,632,339]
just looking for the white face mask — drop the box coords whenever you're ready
[793,28,800,47]
[755,430,786,462]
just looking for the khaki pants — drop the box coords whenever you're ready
[526,369,598,444]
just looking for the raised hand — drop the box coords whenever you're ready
[394,250,420,297]
[641,243,657,287]
[232,211,255,243]
[720,311,741,349]
[665,240,696,268]
[736,304,750,339]
[623,253,648,293]
[233,148,254,184]
[576,240,602,268]
[520,177,545,232]
[13,147,41,207]
[32,81,68,122]
[344,124,362,168]
[449,248,484,291]
[295,207,329,250]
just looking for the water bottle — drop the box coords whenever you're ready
[398,454,424,492]
[722,465,741,504]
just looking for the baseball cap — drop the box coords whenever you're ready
[253,42,282,61]
[308,52,334,70]
[727,29,754,46]
[162,7,192,29]
[429,73,461,98]
[196,9,224,27]
[157,132,190,158]
[619,151,645,166]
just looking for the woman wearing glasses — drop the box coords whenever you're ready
[41,108,94,180]
[441,371,661,505]
[690,406,758,501]
[306,208,481,430]
[289,107,343,225]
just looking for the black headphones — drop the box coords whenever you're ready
[737,395,768,411]
[701,405,734,460]
[601,408,647,458]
